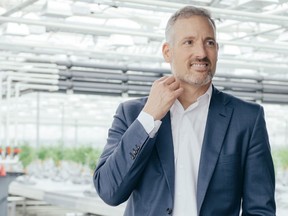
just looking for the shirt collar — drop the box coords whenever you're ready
[171,84,212,113]
[198,83,212,104]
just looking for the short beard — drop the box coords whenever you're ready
[180,72,213,87]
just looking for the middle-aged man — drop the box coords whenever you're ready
[93,5,276,216]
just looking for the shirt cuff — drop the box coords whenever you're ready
[137,111,162,138]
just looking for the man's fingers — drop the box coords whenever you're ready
[174,87,184,97]
[168,79,181,90]
[158,76,168,81]
[162,76,176,85]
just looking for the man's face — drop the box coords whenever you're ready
[163,15,218,87]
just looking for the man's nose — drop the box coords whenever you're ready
[194,43,207,59]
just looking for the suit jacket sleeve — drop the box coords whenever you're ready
[93,100,157,206]
[242,106,276,215]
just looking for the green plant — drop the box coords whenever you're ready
[19,143,102,172]
[63,146,102,171]
[37,146,53,161]
[85,147,102,171]
[50,145,65,166]
[18,144,36,169]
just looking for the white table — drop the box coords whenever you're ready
[9,177,125,216]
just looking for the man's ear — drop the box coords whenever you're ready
[162,42,172,63]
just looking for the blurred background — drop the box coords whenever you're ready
[0,0,287,215]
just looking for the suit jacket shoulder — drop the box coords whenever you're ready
[213,87,263,114]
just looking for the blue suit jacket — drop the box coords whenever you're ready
[93,86,276,216]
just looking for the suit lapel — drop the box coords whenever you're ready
[197,88,233,213]
[155,112,175,200]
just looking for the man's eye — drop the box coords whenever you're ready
[207,40,215,46]
[184,40,193,45]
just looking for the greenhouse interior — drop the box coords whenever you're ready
[0,0,288,215]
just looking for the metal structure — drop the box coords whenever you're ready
[0,0,288,147]
[0,0,288,97]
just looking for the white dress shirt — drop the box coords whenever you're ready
[137,85,212,215]
[171,85,212,216]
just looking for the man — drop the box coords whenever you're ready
[93,5,276,216]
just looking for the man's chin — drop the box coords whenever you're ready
[181,76,212,87]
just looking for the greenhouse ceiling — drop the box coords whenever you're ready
[0,0,288,147]
[0,0,288,100]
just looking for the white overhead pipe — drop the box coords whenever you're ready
[0,64,60,74]
[263,4,288,15]
[0,16,163,40]
[15,83,59,92]
[101,0,288,25]
[6,76,59,87]
[0,60,59,69]
[0,72,59,96]
[2,72,59,80]
[1,0,39,16]
[4,75,59,103]
[0,39,164,61]
[14,83,59,92]
[0,43,66,56]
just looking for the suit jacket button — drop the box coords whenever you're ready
[166,208,172,214]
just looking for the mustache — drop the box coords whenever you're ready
[191,57,211,64]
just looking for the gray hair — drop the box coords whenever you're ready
[165,6,216,42]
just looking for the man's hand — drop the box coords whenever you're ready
[143,76,183,120]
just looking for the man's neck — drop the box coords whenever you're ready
[178,82,211,110]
